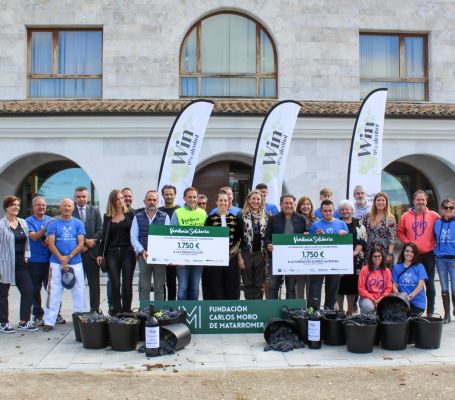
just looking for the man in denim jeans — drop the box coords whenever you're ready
[130,190,170,306]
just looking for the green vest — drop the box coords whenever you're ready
[175,207,206,226]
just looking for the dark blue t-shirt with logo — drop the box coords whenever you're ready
[47,217,85,265]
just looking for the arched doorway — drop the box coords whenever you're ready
[382,160,437,221]
[193,160,251,211]
[0,153,98,218]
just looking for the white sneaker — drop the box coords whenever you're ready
[17,321,38,332]
[0,322,15,333]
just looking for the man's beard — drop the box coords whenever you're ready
[147,205,157,212]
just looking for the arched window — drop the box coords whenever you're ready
[180,12,277,98]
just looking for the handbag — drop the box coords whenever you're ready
[99,219,110,273]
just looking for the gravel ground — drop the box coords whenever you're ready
[1,364,454,399]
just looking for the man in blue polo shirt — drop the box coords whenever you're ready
[309,199,348,309]
[26,196,59,326]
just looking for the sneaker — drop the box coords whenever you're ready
[33,316,44,326]
[0,322,15,334]
[42,325,53,332]
[18,321,39,332]
[56,314,66,324]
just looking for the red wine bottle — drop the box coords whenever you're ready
[145,305,160,357]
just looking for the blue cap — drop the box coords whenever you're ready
[61,266,76,289]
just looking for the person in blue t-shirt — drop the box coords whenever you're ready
[42,198,86,332]
[255,183,280,216]
[308,199,348,309]
[392,242,428,316]
[26,196,53,326]
[313,188,341,219]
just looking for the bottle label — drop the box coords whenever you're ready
[308,320,320,341]
[145,326,160,348]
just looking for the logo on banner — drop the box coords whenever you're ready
[178,305,202,329]
[355,120,380,174]
[171,129,199,166]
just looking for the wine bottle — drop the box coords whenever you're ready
[145,305,160,357]
[307,310,322,349]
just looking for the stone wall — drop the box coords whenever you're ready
[0,0,454,102]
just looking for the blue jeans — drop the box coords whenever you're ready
[267,259,296,299]
[176,266,203,300]
[436,257,455,293]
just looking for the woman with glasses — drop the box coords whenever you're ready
[0,196,37,333]
[358,248,392,314]
[362,192,396,268]
[434,198,455,323]
[392,242,428,317]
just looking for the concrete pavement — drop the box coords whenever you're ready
[1,278,454,372]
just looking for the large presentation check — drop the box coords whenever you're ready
[272,234,353,275]
[147,225,229,266]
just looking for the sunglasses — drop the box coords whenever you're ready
[443,206,455,210]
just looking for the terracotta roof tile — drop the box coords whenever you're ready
[1,99,455,118]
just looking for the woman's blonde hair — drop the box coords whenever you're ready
[370,191,392,225]
[106,189,127,217]
[242,190,263,216]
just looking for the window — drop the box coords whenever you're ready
[27,28,102,98]
[180,12,277,98]
[360,33,428,101]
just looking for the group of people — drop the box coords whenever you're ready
[0,182,454,334]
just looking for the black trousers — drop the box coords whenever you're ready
[82,248,100,311]
[420,251,436,315]
[106,247,136,314]
[0,283,10,323]
[16,262,34,321]
[308,274,341,310]
[166,265,177,301]
[29,262,49,318]
[202,257,240,300]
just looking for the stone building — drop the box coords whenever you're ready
[0,0,454,215]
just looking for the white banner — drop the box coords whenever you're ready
[347,89,388,204]
[158,100,214,206]
[147,225,229,266]
[251,101,301,207]
[272,234,353,275]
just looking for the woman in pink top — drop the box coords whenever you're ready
[358,247,393,313]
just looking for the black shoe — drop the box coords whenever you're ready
[42,325,53,332]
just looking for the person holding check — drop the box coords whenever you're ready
[308,199,348,310]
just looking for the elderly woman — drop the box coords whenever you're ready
[0,195,36,333]
[362,192,396,268]
[295,196,318,300]
[337,199,367,315]
[97,189,136,315]
[434,197,455,323]
[240,190,268,299]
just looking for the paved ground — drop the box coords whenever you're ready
[1,276,454,372]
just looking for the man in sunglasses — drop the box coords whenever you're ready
[397,189,440,316]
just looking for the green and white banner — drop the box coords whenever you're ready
[251,100,302,208]
[157,100,214,206]
[346,88,388,203]
[147,225,229,266]
[146,300,306,334]
[272,234,353,275]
